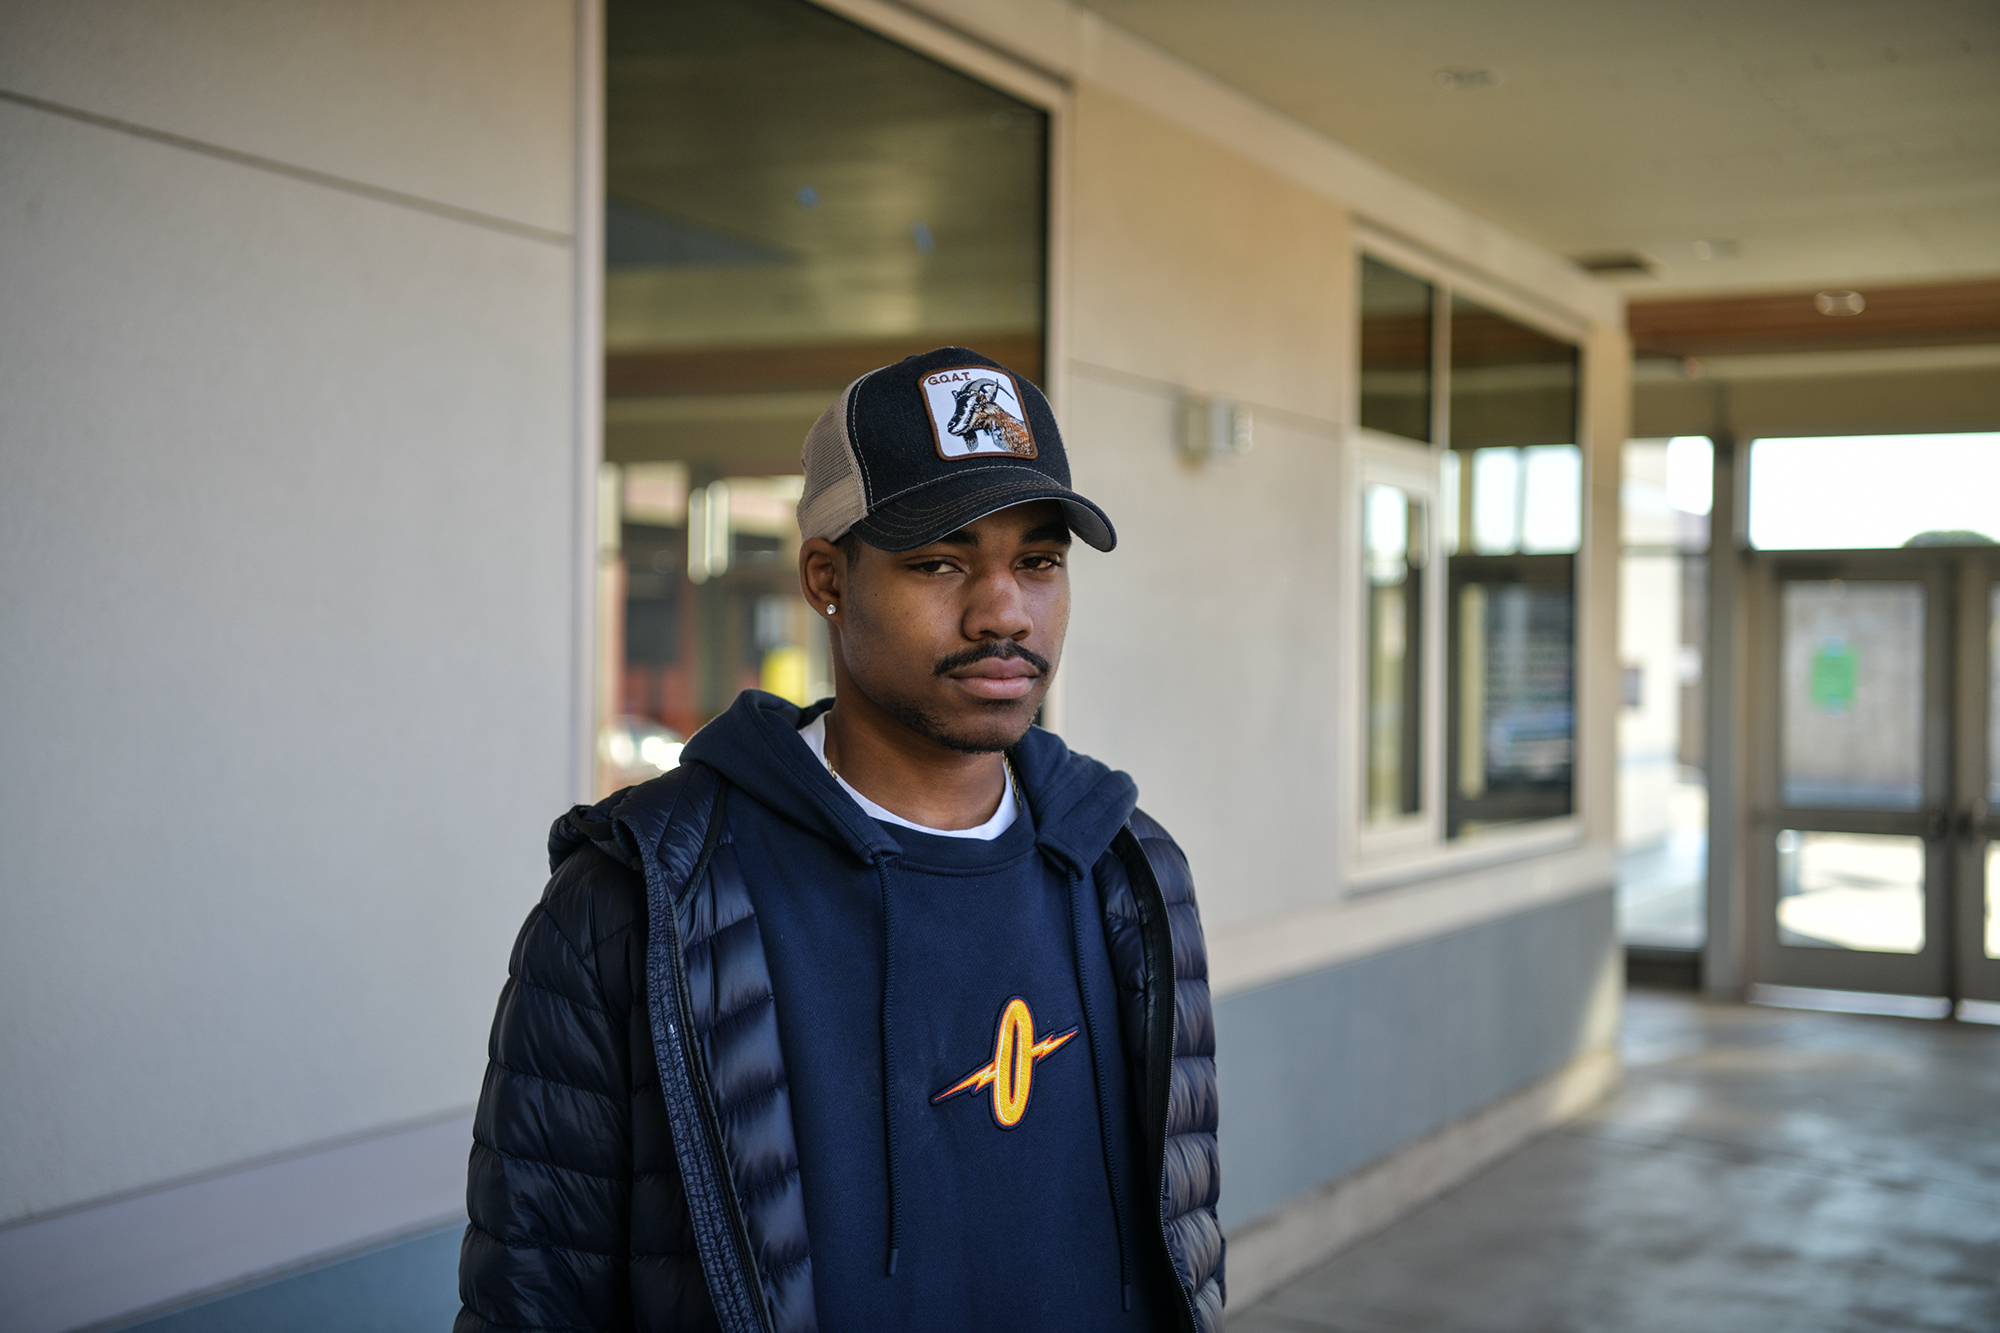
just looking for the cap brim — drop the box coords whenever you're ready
[847,466,1116,553]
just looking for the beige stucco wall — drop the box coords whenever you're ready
[1058,85,1356,931]
[0,0,582,1224]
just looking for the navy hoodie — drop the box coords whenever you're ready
[681,691,1167,1333]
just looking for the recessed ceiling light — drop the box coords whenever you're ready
[1692,239,1740,260]
[1434,67,1497,89]
[1814,290,1866,316]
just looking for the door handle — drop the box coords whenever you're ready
[1931,808,1981,840]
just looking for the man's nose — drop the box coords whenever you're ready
[964,568,1033,640]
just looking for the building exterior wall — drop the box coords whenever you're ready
[1,0,1632,1323]
[0,0,584,1226]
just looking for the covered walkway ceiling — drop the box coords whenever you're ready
[1079,0,2000,298]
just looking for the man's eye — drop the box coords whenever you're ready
[911,559,957,574]
[1021,554,1064,571]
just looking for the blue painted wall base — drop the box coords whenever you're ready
[1214,888,1618,1231]
[111,1224,463,1333]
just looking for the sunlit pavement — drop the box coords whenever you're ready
[1229,989,2000,1333]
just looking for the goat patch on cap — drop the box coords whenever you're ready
[796,346,1115,553]
[921,368,1038,460]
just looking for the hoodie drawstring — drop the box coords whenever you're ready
[1067,868,1137,1311]
[877,859,904,1277]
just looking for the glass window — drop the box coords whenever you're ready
[1447,561,1575,835]
[1779,580,1925,810]
[1987,842,2000,960]
[1443,299,1580,837]
[1777,830,1925,954]
[1991,585,2000,808]
[1749,433,2000,550]
[599,0,1048,794]
[1365,484,1427,826]
[1359,258,1433,442]
[1448,294,1577,451]
[1615,438,1712,950]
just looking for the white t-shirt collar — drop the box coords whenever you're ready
[797,713,1020,840]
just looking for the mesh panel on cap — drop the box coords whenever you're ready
[796,376,868,542]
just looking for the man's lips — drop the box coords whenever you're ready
[945,655,1040,699]
[952,658,1037,679]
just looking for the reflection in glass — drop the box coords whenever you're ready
[1359,258,1432,442]
[1448,561,1575,835]
[1776,830,1924,954]
[1436,292,1580,840]
[1780,581,1923,809]
[1365,485,1426,825]
[599,0,1047,794]
[1449,294,1577,451]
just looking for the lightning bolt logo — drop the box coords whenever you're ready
[932,996,1078,1129]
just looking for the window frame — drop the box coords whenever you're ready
[1349,235,1592,884]
[1351,433,1449,861]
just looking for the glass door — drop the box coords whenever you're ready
[1745,549,2000,1008]
[1954,571,2000,1010]
[1747,552,1947,998]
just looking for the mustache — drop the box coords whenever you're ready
[933,640,1052,677]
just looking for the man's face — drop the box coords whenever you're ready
[832,501,1071,753]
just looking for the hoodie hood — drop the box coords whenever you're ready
[679,690,1138,872]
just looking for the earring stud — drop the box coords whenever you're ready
[825,603,836,616]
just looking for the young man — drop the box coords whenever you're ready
[456,348,1222,1333]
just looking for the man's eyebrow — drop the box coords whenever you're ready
[934,527,978,547]
[1022,521,1073,545]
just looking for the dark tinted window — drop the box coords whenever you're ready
[1359,257,1432,442]
[1449,295,1576,449]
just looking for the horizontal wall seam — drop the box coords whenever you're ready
[0,87,573,247]
[0,1103,475,1233]
[1066,356,1342,435]
[1210,866,1614,998]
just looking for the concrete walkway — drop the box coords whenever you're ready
[118,989,2000,1331]
[1229,989,2000,1333]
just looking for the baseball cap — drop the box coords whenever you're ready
[796,346,1116,553]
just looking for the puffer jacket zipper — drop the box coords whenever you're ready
[638,776,775,1333]
[665,904,773,1332]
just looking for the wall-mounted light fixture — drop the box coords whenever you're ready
[1180,396,1253,464]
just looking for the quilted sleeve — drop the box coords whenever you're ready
[1127,809,1225,1333]
[455,844,652,1333]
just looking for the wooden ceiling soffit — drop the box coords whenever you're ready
[1628,280,2000,359]
[606,333,1045,399]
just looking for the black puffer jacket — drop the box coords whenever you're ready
[456,755,1221,1332]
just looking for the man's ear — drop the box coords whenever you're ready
[800,537,844,616]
